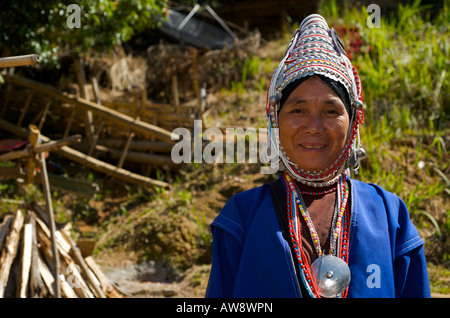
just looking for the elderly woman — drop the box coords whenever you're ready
[205,14,430,298]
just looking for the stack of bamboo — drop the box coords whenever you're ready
[0,208,128,298]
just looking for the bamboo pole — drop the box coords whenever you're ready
[0,119,171,188]
[74,57,95,145]
[97,138,172,153]
[0,54,39,68]
[117,89,144,169]
[37,100,52,131]
[63,107,76,138]
[3,75,178,143]
[172,75,180,114]
[88,77,104,157]
[17,90,34,126]
[37,132,61,298]
[74,144,177,167]
[87,121,104,157]
[26,125,40,184]
[0,134,81,162]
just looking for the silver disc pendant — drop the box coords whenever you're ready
[310,254,351,298]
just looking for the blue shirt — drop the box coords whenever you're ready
[205,176,430,298]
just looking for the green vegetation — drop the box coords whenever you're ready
[0,0,448,294]
[0,0,167,65]
[217,0,449,292]
[318,0,449,260]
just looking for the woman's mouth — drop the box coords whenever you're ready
[299,144,327,150]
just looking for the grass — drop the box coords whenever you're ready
[223,0,450,271]
[216,1,449,268]
[209,0,450,292]
[321,0,450,239]
[322,0,448,127]
[0,0,448,295]
[315,1,450,286]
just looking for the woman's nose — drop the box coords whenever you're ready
[303,114,325,135]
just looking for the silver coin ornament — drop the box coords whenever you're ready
[310,254,351,298]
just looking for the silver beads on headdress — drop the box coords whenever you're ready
[265,14,366,185]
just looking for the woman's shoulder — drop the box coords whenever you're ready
[230,182,272,203]
[211,182,274,238]
[349,177,403,203]
[348,177,412,231]
[220,182,272,218]
[348,178,423,258]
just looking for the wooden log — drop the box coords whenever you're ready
[18,222,33,297]
[38,253,55,297]
[64,263,94,298]
[0,147,29,162]
[118,89,145,169]
[17,90,34,126]
[0,54,39,68]
[56,143,171,187]
[102,100,174,113]
[0,215,12,252]
[74,57,95,145]
[0,118,171,188]
[172,75,180,114]
[26,125,40,184]
[59,274,78,298]
[0,210,24,297]
[87,121,104,157]
[159,113,195,123]
[84,256,129,298]
[28,212,46,298]
[34,217,93,298]
[117,131,134,169]
[35,218,70,296]
[88,77,105,158]
[143,86,155,176]
[3,75,178,143]
[34,134,81,154]
[0,212,22,297]
[0,134,81,162]
[57,225,105,298]
[32,203,50,229]
[63,107,76,138]
[190,47,203,122]
[72,143,177,167]
[37,100,52,131]
[61,230,106,298]
[97,138,172,153]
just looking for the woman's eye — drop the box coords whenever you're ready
[326,109,339,115]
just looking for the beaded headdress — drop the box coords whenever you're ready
[266,14,365,187]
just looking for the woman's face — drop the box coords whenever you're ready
[278,76,350,173]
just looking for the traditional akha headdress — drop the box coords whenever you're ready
[266,14,366,187]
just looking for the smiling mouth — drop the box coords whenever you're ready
[299,144,327,150]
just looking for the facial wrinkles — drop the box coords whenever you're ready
[278,77,349,172]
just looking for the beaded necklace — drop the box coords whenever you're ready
[265,15,366,189]
[284,172,350,298]
[300,187,337,196]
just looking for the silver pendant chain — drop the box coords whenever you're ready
[293,174,345,258]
